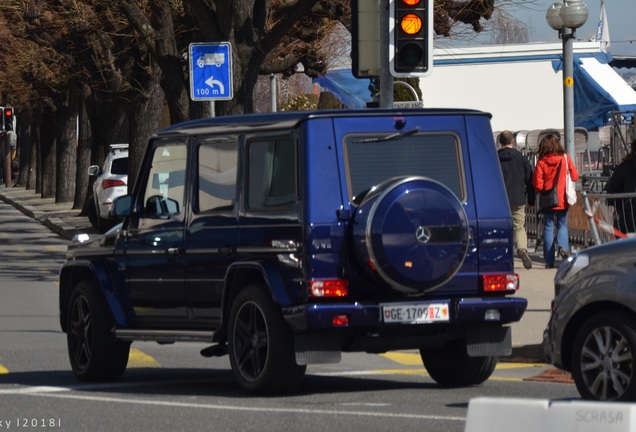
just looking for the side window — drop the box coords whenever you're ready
[247,138,297,211]
[110,156,128,175]
[142,141,187,216]
[197,139,238,213]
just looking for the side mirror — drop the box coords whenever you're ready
[88,165,101,176]
[113,195,133,217]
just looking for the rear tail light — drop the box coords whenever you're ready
[309,279,349,297]
[332,315,349,327]
[102,179,126,190]
[481,274,519,292]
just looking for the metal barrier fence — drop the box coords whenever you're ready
[581,191,636,245]
[526,191,636,251]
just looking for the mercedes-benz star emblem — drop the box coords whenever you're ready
[415,226,432,244]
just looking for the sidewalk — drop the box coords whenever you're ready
[0,185,551,361]
[0,186,97,239]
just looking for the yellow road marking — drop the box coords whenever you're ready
[375,369,427,375]
[367,369,533,383]
[496,362,545,370]
[380,352,422,365]
[127,348,161,368]
[381,352,546,370]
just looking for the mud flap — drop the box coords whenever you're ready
[294,332,341,365]
[466,325,512,357]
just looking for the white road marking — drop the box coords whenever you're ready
[7,389,466,422]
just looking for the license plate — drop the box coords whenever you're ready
[381,302,450,324]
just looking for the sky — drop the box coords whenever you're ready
[450,1,636,57]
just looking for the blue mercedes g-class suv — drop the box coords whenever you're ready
[59,108,527,394]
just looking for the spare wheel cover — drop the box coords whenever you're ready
[360,176,469,293]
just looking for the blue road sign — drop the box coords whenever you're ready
[189,42,233,101]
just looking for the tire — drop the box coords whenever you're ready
[420,340,497,386]
[571,311,636,401]
[86,196,98,229]
[97,216,114,234]
[353,176,469,294]
[66,280,130,381]
[228,284,306,395]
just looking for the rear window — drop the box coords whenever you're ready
[110,157,128,175]
[344,133,464,202]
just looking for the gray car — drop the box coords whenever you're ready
[542,236,636,401]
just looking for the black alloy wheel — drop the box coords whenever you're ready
[228,284,305,395]
[67,280,130,381]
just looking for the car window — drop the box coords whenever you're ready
[247,138,297,211]
[344,133,465,202]
[142,141,187,216]
[110,157,128,176]
[197,139,238,213]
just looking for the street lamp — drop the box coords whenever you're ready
[546,1,588,162]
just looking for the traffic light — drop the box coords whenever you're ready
[390,0,433,77]
[351,0,381,78]
[3,107,13,131]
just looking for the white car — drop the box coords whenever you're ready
[87,144,128,232]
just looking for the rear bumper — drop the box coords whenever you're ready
[283,297,528,332]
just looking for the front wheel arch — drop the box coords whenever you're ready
[66,279,130,381]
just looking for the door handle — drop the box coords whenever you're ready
[220,246,234,255]
[167,247,180,255]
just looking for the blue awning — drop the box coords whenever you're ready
[312,69,372,109]
[553,53,636,130]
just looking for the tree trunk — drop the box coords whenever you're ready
[56,90,80,203]
[17,116,31,187]
[127,65,164,190]
[87,97,130,166]
[40,110,57,199]
[75,85,93,212]
[27,119,39,192]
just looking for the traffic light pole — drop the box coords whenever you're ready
[379,0,393,108]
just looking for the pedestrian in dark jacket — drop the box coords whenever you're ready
[498,130,535,269]
[532,134,579,268]
[606,139,636,234]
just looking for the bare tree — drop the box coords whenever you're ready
[0,0,532,203]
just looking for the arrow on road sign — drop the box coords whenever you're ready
[205,76,225,94]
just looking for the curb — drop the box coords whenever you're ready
[0,191,85,241]
[504,344,543,363]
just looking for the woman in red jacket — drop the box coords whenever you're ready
[532,134,579,268]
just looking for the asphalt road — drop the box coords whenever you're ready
[0,198,581,432]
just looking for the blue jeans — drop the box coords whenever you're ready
[542,209,569,266]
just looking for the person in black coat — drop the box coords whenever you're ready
[498,130,535,269]
[606,139,636,234]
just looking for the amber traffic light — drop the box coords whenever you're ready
[390,0,433,77]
